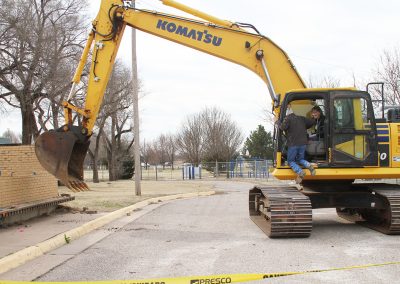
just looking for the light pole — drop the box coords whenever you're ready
[131,0,141,196]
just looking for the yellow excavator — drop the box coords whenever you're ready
[35,0,400,237]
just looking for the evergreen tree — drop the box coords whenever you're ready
[244,125,273,159]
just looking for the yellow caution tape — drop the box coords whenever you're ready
[1,261,399,284]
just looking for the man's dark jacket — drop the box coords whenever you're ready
[278,113,316,147]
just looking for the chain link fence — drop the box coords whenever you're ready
[83,160,271,182]
[139,160,271,181]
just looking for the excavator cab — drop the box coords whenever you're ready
[275,89,379,170]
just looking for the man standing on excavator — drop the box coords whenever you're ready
[277,104,316,183]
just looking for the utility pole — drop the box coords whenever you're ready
[131,0,141,196]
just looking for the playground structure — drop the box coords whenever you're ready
[227,158,270,179]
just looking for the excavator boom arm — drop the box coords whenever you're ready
[83,0,305,132]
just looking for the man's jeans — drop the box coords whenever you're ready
[287,145,311,175]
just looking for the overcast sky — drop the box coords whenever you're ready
[1,0,399,142]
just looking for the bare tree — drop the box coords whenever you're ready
[141,139,150,169]
[165,134,177,169]
[2,129,20,143]
[306,74,341,88]
[144,140,158,166]
[177,107,243,165]
[373,48,400,105]
[101,63,135,181]
[0,0,88,144]
[201,107,243,162]
[87,122,106,183]
[146,133,177,169]
[84,61,136,182]
[176,112,204,166]
[156,134,168,169]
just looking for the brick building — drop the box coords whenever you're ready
[0,145,73,225]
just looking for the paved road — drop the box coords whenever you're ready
[3,181,400,283]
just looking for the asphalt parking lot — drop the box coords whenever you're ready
[2,181,400,283]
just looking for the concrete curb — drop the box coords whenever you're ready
[0,190,215,275]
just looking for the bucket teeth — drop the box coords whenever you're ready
[67,181,79,192]
[67,180,89,192]
[76,181,89,191]
[73,181,83,192]
[83,181,90,191]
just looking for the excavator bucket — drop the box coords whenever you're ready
[35,129,90,192]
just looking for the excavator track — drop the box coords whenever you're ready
[337,185,400,235]
[249,185,312,238]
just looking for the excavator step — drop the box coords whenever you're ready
[336,185,400,235]
[249,185,312,238]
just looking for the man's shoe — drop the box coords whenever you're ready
[295,171,305,184]
[308,165,316,176]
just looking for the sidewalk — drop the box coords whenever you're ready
[0,209,105,259]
